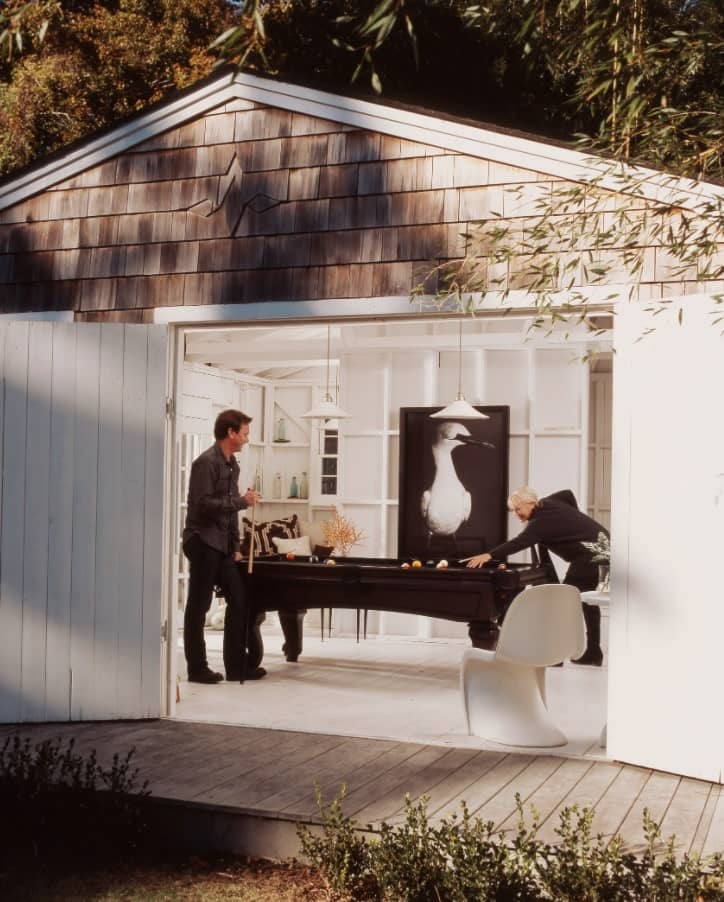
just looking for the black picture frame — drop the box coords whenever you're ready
[397,406,510,561]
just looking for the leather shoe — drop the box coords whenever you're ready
[571,648,603,667]
[188,669,223,684]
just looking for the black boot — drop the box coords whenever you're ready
[572,602,603,666]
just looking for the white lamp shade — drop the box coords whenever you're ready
[430,397,489,420]
[301,395,351,420]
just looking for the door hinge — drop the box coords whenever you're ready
[165,397,175,418]
[161,620,168,642]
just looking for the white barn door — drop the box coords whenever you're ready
[0,321,167,723]
[608,297,724,781]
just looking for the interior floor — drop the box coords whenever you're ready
[175,626,608,761]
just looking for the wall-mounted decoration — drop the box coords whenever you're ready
[398,406,510,561]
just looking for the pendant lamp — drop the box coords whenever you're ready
[430,319,488,420]
[301,324,351,420]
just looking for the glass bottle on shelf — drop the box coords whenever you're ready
[289,475,299,498]
[299,471,308,500]
[254,471,262,493]
[273,472,282,499]
[275,417,288,442]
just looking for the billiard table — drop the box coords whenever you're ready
[242,556,552,668]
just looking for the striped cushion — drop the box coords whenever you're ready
[240,514,300,557]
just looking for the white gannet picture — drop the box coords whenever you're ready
[420,421,494,551]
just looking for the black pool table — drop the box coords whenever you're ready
[242,556,552,668]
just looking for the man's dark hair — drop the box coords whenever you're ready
[214,409,252,440]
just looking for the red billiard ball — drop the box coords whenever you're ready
[286,552,295,561]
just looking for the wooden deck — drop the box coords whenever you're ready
[2,718,723,861]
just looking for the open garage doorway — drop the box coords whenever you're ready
[167,312,613,760]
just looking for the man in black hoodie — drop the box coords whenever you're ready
[465,486,607,665]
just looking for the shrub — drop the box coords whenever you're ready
[0,734,150,868]
[298,788,724,901]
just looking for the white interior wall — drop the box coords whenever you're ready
[177,321,608,644]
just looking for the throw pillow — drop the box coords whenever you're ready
[241,514,300,557]
[272,535,312,556]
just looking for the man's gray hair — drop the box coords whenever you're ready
[507,486,539,510]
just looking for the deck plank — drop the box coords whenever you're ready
[472,756,567,831]
[429,753,535,822]
[536,760,623,844]
[590,765,652,842]
[658,777,715,857]
[497,758,594,834]
[615,770,681,853]
[1,720,722,856]
[701,787,724,858]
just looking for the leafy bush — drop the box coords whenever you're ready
[0,734,150,868]
[299,787,724,901]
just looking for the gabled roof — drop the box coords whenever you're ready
[1,69,721,214]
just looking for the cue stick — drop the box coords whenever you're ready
[247,493,256,574]
[241,489,257,684]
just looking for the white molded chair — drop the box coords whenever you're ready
[461,583,586,748]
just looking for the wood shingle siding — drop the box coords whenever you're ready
[0,88,721,319]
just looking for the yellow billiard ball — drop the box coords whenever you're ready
[325,558,336,566]
[411,559,422,568]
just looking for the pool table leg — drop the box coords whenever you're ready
[279,609,307,662]
[468,618,499,651]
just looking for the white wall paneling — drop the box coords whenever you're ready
[0,322,167,723]
[178,318,605,642]
[608,296,724,782]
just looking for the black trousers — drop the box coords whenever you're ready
[564,558,601,652]
[183,535,249,678]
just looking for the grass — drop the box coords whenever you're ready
[0,856,326,901]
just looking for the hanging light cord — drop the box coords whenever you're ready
[457,319,463,399]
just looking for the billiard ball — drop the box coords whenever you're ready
[425,559,435,567]
[309,555,319,563]
[326,558,336,566]
[411,559,422,568]
[286,552,295,561]
[436,559,449,569]
[400,562,410,569]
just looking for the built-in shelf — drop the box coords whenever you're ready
[260,499,309,505]
[271,441,310,448]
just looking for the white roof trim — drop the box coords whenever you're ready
[1,69,721,213]
[152,287,620,325]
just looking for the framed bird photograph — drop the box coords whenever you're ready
[397,406,510,561]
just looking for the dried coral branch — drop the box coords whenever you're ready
[321,507,367,556]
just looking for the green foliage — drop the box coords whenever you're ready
[0,0,235,174]
[0,733,150,867]
[1,1,722,183]
[298,789,724,901]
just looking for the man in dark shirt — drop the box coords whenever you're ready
[182,409,263,683]
[465,486,608,665]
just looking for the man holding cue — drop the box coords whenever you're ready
[182,409,266,683]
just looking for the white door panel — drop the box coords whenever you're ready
[0,322,167,722]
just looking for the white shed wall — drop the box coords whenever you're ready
[0,322,167,722]
[608,296,724,781]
